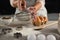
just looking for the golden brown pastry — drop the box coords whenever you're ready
[39,16,44,25]
[39,16,48,24]
[43,17,48,24]
[32,16,41,26]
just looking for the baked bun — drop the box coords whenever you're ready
[32,16,41,26]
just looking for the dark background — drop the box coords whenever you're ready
[45,0,59,13]
[0,0,59,15]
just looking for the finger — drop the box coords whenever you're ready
[24,1,26,9]
[27,7,32,13]
[18,0,23,11]
[29,7,34,10]
[21,0,26,10]
[21,4,26,10]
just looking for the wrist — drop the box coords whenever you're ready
[33,2,42,11]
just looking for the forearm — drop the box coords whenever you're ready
[13,1,18,8]
[33,2,42,12]
[10,0,18,8]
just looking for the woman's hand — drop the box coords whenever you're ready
[27,7,37,21]
[27,7,36,15]
[18,0,26,11]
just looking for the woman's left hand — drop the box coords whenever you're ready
[27,7,36,15]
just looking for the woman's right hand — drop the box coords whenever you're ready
[18,0,26,11]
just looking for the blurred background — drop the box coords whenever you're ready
[0,0,60,40]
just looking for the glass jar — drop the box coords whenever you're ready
[15,11,32,26]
